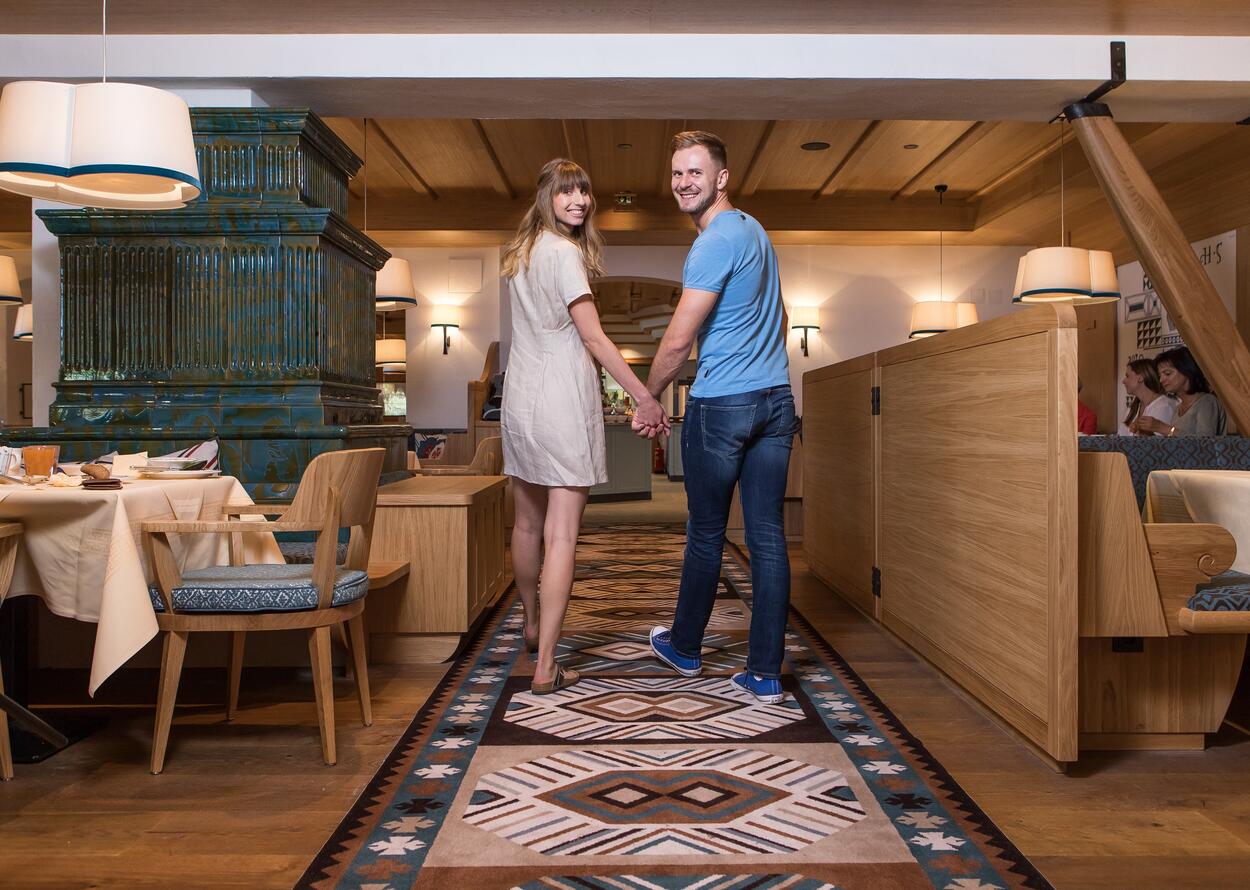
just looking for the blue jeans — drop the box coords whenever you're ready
[671,385,798,678]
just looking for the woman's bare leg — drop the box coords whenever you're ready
[533,486,589,685]
[510,477,548,647]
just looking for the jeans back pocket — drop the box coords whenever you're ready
[699,403,758,458]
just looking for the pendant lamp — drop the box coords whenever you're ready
[374,311,406,371]
[13,304,32,341]
[1012,121,1117,305]
[0,255,23,304]
[909,300,960,339]
[0,3,200,210]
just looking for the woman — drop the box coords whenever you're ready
[1119,358,1175,436]
[1134,346,1228,437]
[501,158,668,694]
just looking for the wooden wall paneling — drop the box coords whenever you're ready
[1069,107,1250,434]
[1078,634,1247,742]
[875,305,1078,761]
[1239,224,1250,350]
[801,353,876,615]
[1076,452,1167,637]
[1074,301,1117,433]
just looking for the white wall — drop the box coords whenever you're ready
[392,246,502,429]
[583,243,1031,414]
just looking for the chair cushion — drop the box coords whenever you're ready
[1188,571,1250,612]
[277,541,349,565]
[149,564,368,613]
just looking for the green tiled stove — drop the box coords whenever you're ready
[1,108,410,500]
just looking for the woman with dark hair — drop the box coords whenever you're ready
[1119,357,1175,436]
[1135,346,1228,436]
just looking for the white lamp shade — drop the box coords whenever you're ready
[0,255,22,303]
[375,337,406,371]
[1088,250,1121,301]
[430,304,462,329]
[13,303,32,341]
[0,81,201,210]
[790,305,820,329]
[909,301,959,339]
[955,302,979,328]
[1011,256,1027,300]
[376,257,416,311]
[1014,246,1092,303]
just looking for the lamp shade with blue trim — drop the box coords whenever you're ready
[1088,250,1121,302]
[13,303,32,341]
[375,338,406,371]
[0,255,22,304]
[908,300,959,339]
[1012,247,1092,304]
[376,257,417,311]
[0,81,201,210]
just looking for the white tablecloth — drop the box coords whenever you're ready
[0,476,283,694]
[1146,469,1250,575]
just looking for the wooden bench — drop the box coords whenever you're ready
[1078,451,1249,750]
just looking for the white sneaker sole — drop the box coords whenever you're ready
[729,676,784,704]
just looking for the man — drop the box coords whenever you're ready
[639,130,796,704]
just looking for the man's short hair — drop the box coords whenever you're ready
[671,130,728,169]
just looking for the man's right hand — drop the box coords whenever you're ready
[632,398,670,439]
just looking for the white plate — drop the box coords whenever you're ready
[135,469,222,480]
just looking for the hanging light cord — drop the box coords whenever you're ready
[1058,122,1066,246]
[101,0,108,82]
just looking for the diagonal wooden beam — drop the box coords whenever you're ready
[892,121,991,199]
[657,119,686,197]
[813,120,878,199]
[738,120,779,198]
[471,120,516,200]
[1068,103,1250,433]
[562,120,592,176]
[369,120,439,200]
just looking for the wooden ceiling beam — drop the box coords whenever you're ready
[892,121,991,199]
[368,119,439,200]
[471,119,516,200]
[656,119,686,197]
[814,120,879,199]
[738,120,779,198]
[361,192,975,233]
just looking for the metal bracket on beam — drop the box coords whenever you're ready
[1050,41,1126,123]
[1238,116,1250,126]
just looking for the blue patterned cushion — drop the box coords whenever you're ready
[1079,436,1250,508]
[149,564,368,613]
[278,541,349,565]
[1188,571,1250,612]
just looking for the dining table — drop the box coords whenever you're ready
[0,474,283,695]
[1145,469,1250,574]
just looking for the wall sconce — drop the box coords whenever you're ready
[13,303,32,341]
[431,305,462,355]
[790,305,820,357]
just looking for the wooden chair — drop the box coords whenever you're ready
[415,436,503,477]
[142,448,385,774]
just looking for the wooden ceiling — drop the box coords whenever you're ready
[2,115,1247,263]
[3,1,1247,35]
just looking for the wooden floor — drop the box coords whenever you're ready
[3,544,1250,888]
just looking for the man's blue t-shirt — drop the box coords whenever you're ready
[682,209,790,398]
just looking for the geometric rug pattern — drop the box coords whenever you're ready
[298,524,1053,890]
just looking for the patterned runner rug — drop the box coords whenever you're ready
[298,524,1050,890]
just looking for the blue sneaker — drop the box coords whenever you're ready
[730,671,785,704]
[649,626,701,677]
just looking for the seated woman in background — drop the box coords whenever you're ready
[1119,357,1175,436]
[1134,346,1228,436]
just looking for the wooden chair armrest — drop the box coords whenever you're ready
[367,560,409,591]
[417,466,475,476]
[224,503,290,516]
[141,519,322,534]
[1178,608,1250,634]
[1144,522,1237,635]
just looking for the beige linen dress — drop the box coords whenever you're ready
[502,231,608,488]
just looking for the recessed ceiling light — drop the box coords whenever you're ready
[617,143,633,150]
[800,141,831,151]
[903,143,920,150]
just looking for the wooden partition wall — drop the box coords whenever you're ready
[804,306,1080,762]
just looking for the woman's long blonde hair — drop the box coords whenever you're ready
[501,158,606,279]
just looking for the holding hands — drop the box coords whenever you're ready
[631,396,670,439]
